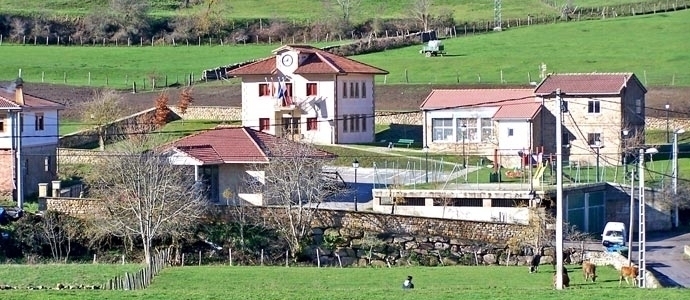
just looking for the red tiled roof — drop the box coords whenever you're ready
[227,45,388,76]
[420,89,535,110]
[0,87,65,109]
[493,102,542,120]
[534,73,646,96]
[226,57,278,76]
[0,97,20,110]
[168,126,334,165]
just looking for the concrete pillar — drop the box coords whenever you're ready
[483,199,492,207]
[51,180,61,197]
[38,183,48,198]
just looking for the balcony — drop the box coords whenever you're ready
[274,97,296,111]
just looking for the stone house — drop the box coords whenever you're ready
[420,89,555,168]
[164,126,333,205]
[0,79,64,201]
[534,73,646,166]
[227,45,388,144]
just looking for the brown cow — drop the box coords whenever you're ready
[583,261,597,282]
[553,267,570,289]
[619,266,639,286]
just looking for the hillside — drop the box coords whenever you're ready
[354,10,690,86]
[0,0,648,21]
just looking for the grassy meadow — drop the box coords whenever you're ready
[0,265,685,300]
[2,10,688,87]
[0,264,142,287]
[354,11,690,86]
[0,0,563,21]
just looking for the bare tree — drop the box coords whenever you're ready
[81,89,122,151]
[109,0,151,40]
[247,139,338,262]
[410,0,433,31]
[39,210,83,262]
[333,0,361,24]
[89,137,209,267]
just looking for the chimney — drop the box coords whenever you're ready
[14,77,25,105]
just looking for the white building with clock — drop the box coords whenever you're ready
[227,45,388,144]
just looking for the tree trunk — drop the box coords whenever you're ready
[143,239,152,267]
[99,132,105,151]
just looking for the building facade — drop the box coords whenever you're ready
[228,45,388,144]
[0,79,64,200]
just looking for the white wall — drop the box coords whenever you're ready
[335,73,375,144]
[0,109,59,149]
[496,120,532,168]
[372,201,530,225]
[424,107,498,145]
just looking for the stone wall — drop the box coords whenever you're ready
[59,107,170,148]
[39,197,101,216]
[169,106,241,121]
[605,185,672,232]
[645,117,690,131]
[374,111,422,125]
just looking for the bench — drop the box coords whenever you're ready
[393,139,415,148]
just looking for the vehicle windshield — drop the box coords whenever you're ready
[605,230,623,237]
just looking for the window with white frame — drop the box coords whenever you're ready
[587,100,600,114]
[361,82,367,98]
[456,118,477,142]
[480,118,493,142]
[0,114,5,132]
[342,82,348,99]
[508,128,514,137]
[635,99,642,114]
[360,114,367,132]
[432,118,453,142]
[342,114,348,132]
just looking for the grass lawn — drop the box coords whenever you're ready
[97,119,235,150]
[0,264,142,287]
[0,265,684,299]
[646,129,690,145]
[59,120,87,136]
[355,11,690,86]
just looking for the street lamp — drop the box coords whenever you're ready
[423,146,429,183]
[592,139,603,182]
[461,124,467,168]
[622,129,629,177]
[673,128,685,228]
[352,159,359,211]
[666,104,670,143]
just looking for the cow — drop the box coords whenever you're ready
[529,254,542,273]
[582,261,597,282]
[619,266,639,286]
[553,267,570,289]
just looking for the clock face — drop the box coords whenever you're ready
[281,55,293,67]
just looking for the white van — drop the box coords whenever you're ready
[602,222,627,247]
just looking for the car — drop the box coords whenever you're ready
[602,222,627,247]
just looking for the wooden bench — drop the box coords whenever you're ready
[394,139,415,148]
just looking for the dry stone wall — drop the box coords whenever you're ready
[168,106,241,121]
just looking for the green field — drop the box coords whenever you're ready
[354,11,690,86]
[2,10,688,87]
[0,265,684,299]
[0,264,142,287]
[0,0,563,21]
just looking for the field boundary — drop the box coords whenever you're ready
[106,250,169,290]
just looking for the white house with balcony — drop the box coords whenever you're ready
[0,78,64,201]
[227,45,388,144]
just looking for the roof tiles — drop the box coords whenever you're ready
[534,73,646,95]
[420,89,535,110]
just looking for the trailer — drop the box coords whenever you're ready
[419,40,445,57]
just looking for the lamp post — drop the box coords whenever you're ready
[673,128,685,228]
[352,159,359,211]
[666,104,670,143]
[593,139,602,182]
[461,124,467,168]
[423,146,429,183]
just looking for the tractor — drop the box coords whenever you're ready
[419,40,445,57]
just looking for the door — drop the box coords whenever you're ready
[199,165,219,203]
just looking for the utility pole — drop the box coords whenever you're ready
[638,148,647,288]
[672,129,684,228]
[627,166,634,267]
[555,89,565,290]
